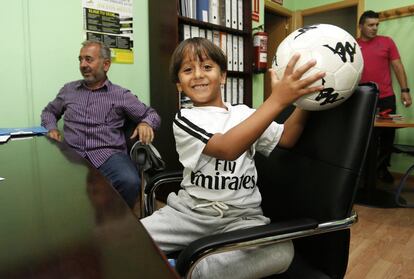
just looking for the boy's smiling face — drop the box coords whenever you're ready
[176,52,226,107]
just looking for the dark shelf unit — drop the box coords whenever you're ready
[149,0,253,170]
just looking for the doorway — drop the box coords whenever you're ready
[303,6,357,37]
[300,0,363,37]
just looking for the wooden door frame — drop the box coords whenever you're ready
[264,1,294,101]
[265,0,294,33]
[297,0,364,37]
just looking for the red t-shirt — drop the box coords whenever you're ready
[357,35,400,99]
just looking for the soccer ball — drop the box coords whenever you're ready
[272,24,363,111]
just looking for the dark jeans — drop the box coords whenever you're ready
[99,152,140,208]
[376,95,396,170]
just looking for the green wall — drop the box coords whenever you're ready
[0,0,150,128]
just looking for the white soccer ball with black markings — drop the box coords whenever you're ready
[272,24,363,111]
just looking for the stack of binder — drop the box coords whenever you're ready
[181,25,244,72]
[179,0,243,30]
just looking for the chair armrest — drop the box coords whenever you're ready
[144,170,183,195]
[143,170,183,216]
[175,218,318,276]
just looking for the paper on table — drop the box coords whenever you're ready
[376,114,404,120]
[10,136,34,141]
[0,126,47,136]
[0,135,10,143]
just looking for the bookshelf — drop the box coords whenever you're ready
[149,0,253,170]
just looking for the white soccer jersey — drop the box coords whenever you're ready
[173,103,284,208]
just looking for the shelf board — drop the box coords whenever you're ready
[178,16,250,35]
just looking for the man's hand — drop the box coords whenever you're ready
[131,122,154,144]
[47,129,62,142]
[401,92,412,107]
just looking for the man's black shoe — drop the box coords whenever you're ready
[378,168,394,184]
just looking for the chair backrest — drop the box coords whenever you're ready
[257,83,378,222]
[256,83,378,278]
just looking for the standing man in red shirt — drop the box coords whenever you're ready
[357,10,412,183]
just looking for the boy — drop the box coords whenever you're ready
[141,38,324,278]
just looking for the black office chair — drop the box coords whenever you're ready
[143,83,378,278]
[123,119,166,216]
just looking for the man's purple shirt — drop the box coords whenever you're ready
[41,79,161,167]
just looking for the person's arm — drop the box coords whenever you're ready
[391,59,412,107]
[204,54,325,161]
[277,108,309,148]
[131,122,154,144]
[46,129,62,141]
[124,92,161,143]
[41,91,65,142]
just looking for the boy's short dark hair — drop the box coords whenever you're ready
[359,10,379,25]
[169,37,227,83]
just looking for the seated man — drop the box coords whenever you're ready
[41,40,161,208]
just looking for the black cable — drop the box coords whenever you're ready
[395,163,414,208]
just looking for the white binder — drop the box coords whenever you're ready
[190,25,200,38]
[218,0,226,26]
[231,0,237,29]
[237,0,243,30]
[219,32,227,56]
[225,0,231,28]
[227,33,233,71]
[238,78,244,104]
[232,77,238,104]
[199,28,206,38]
[238,36,244,72]
[226,77,232,103]
[188,0,195,19]
[183,24,191,40]
[212,30,220,47]
[209,0,219,25]
[206,29,213,42]
[232,35,238,72]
